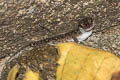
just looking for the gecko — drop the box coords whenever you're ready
[0,16,94,60]
[30,16,94,46]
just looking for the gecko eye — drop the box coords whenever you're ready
[78,16,93,31]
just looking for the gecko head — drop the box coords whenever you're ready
[78,16,94,32]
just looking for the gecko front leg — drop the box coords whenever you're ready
[69,27,93,42]
[77,28,93,42]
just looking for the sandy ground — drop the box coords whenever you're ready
[0,0,120,79]
[0,57,9,78]
[83,25,120,55]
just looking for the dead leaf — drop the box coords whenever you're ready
[23,69,40,80]
[111,71,120,80]
[7,65,19,80]
[56,42,120,80]
[7,65,41,80]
